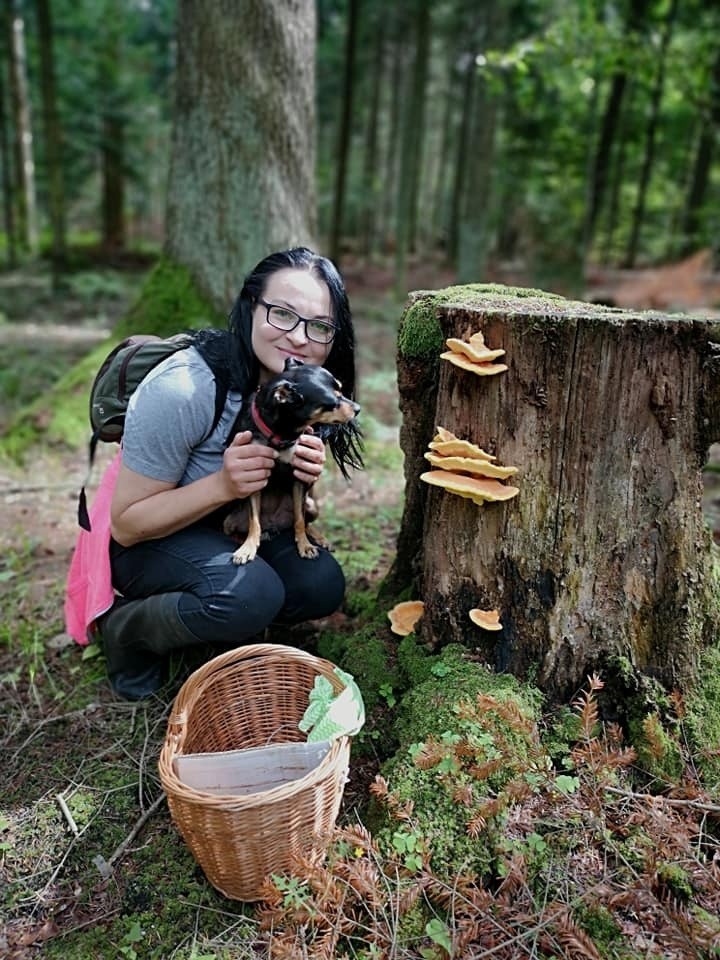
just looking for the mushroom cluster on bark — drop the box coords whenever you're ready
[420,425,520,506]
[387,332,524,640]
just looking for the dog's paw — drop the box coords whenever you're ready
[231,545,257,565]
[296,535,319,559]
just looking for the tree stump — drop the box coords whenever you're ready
[387,285,720,703]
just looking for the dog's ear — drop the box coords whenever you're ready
[273,381,302,405]
[284,356,304,371]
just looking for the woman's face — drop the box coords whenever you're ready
[251,267,333,383]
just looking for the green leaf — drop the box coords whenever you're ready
[426,917,453,954]
[124,921,144,944]
[526,832,547,853]
[405,853,423,872]
[554,774,580,795]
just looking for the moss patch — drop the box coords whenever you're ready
[397,282,567,360]
[628,712,684,786]
[371,645,545,883]
[684,642,720,792]
[316,613,399,719]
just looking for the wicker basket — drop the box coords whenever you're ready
[158,643,351,901]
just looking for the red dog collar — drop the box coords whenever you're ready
[250,394,296,450]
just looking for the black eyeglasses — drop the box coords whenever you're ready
[257,298,337,344]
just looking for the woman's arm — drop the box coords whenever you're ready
[111,431,278,546]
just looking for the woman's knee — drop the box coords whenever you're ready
[178,564,286,644]
[279,551,346,624]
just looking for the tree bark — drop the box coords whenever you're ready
[394,0,431,294]
[35,0,66,274]
[583,0,648,253]
[624,0,679,268]
[165,0,317,310]
[379,13,404,253]
[447,56,476,264]
[359,23,384,258]
[329,0,360,266]
[0,14,18,267]
[100,109,125,255]
[6,1,37,254]
[456,4,506,284]
[95,0,127,257]
[680,44,720,254]
[388,286,720,705]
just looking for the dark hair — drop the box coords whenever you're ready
[195,247,363,478]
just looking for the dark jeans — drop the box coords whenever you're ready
[109,525,345,647]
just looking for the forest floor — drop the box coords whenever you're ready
[1,254,720,958]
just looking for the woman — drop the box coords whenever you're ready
[99,247,363,699]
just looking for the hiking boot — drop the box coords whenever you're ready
[97,593,201,700]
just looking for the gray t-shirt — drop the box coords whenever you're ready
[121,346,243,485]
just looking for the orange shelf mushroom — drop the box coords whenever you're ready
[420,470,519,505]
[424,426,520,502]
[388,600,425,636]
[469,608,503,631]
[445,337,505,364]
[424,451,518,480]
[441,329,507,377]
[428,427,496,462]
[440,351,508,376]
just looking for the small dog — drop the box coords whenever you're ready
[223,357,360,564]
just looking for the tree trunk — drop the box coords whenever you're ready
[447,57,476,264]
[405,0,430,256]
[624,0,679,268]
[379,15,404,253]
[429,53,458,254]
[387,286,720,706]
[456,5,506,284]
[7,1,37,254]
[394,0,431,295]
[0,18,18,267]
[359,24,384,259]
[35,0,66,275]
[583,0,648,253]
[165,0,316,310]
[329,0,360,266]
[601,83,634,266]
[680,44,720,254]
[100,109,125,254]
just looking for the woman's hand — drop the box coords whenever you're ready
[222,430,277,498]
[292,430,325,485]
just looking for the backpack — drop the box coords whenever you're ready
[78,333,227,531]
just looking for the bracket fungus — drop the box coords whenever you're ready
[469,608,503,631]
[441,330,508,377]
[388,600,425,636]
[424,451,518,480]
[429,427,496,461]
[420,470,519,505]
[422,426,520,505]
